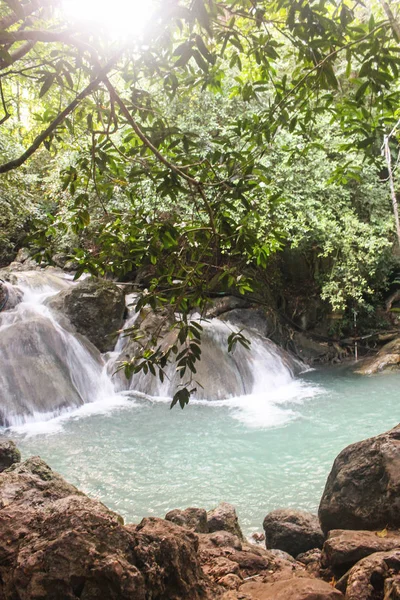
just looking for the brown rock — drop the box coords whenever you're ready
[263,509,324,557]
[336,549,400,599]
[217,574,243,590]
[322,529,400,571]
[0,440,21,472]
[209,531,243,550]
[240,577,344,599]
[165,507,208,533]
[208,502,244,540]
[0,457,216,600]
[319,425,400,534]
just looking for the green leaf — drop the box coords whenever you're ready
[39,74,55,98]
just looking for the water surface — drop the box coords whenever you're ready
[12,367,400,536]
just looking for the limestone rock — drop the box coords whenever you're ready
[319,425,400,534]
[263,509,324,557]
[356,337,400,374]
[46,278,125,352]
[336,549,400,600]
[165,507,208,533]
[0,280,22,311]
[0,457,216,600]
[0,440,21,472]
[0,316,88,425]
[322,529,400,571]
[207,502,244,540]
[239,577,344,599]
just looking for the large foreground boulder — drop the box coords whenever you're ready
[46,278,125,352]
[0,457,215,600]
[319,424,400,534]
[263,509,324,557]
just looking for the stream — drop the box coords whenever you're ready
[1,270,399,537]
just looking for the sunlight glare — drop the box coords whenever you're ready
[62,0,156,39]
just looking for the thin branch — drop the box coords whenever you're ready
[0,40,36,70]
[0,54,121,174]
[275,22,389,113]
[104,77,217,235]
[379,0,400,39]
[0,0,53,30]
[0,79,10,124]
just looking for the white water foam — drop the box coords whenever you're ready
[9,394,134,436]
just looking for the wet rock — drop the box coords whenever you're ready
[290,332,337,365]
[205,296,251,318]
[239,577,344,599]
[356,337,400,374]
[263,509,324,556]
[250,532,265,545]
[319,425,400,534]
[322,529,400,572]
[15,248,31,263]
[46,278,125,352]
[0,440,21,472]
[208,502,244,540]
[0,280,22,311]
[0,457,216,600]
[0,316,88,425]
[336,549,400,599]
[165,507,208,533]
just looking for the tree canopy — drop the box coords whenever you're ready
[1,0,400,405]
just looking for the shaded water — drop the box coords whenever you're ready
[11,368,400,537]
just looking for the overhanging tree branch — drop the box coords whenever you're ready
[104,77,217,234]
[0,55,121,174]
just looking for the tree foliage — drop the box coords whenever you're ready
[1,0,400,403]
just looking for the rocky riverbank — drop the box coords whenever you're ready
[1,424,400,599]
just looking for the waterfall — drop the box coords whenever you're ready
[0,270,313,430]
[0,271,117,427]
[111,313,304,400]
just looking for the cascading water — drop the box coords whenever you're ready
[0,269,316,431]
[0,271,122,427]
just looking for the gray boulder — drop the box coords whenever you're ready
[0,441,21,472]
[263,509,324,557]
[46,278,125,352]
[207,502,244,540]
[0,314,104,426]
[356,337,400,374]
[319,425,400,534]
[0,281,22,311]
